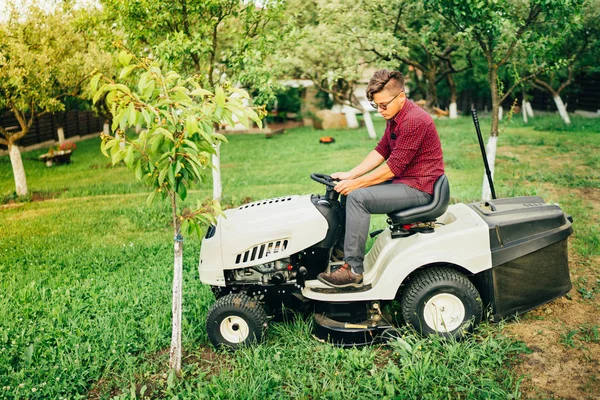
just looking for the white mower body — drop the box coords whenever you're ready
[200,196,492,302]
[303,203,492,301]
[199,195,329,286]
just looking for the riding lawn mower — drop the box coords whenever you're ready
[199,111,574,349]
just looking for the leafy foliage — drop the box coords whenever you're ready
[92,48,262,236]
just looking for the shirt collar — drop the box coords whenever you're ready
[391,99,413,126]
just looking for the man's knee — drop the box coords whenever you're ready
[347,189,368,206]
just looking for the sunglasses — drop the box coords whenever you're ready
[370,91,403,110]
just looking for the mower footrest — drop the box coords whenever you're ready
[309,283,372,294]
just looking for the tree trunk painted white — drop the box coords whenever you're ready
[343,109,359,129]
[522,100,528,124]
[9,143,28,196]
[525,102,534,118]
[498,106,503,121]
[449,102,458,119]
[212,144,222,201]
[169,230,183,373]
[103,121,110,135]
[481,136,498,201]
[553,95,571,124]
[57,127,65,144]
[362,110,377,140]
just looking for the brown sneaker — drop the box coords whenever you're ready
[317,263,363,288]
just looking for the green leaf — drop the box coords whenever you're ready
[111,147,125,165]
[119,107,130,131]
[215,86,226,108]
[185,116,199,136]
[146,190,157,207]
[150,134,164,153]
[90,73,102,94]
[134,160,143,181]
[120,65,137,79]
[143,81,155,99]
[168,163,176,187]
[124,145,135,168]
[93,85,106,105]
[128,103,136,127]
[118,50,133,66]
[156,127,174,142]
[138,73,148,93]
[190,88,212,97]
[158,166,168,184]
[141,109,151,127]
[177,183,187,201]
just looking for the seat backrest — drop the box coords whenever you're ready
[387,174,450,225]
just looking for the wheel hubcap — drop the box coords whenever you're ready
[220,315,250,343]
[423,293,466,333]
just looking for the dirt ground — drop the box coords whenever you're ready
[504,181,600,400]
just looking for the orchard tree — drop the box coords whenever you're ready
[91,49,261,373]
[531,0,599,124]
[101,0,287,201]
[320,1,473,115]
[424,0,583,200]
[0,3,112,196]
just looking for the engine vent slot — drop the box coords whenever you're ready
[239,197,293,210]
[235,239,289,265]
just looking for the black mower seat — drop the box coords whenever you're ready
[387,174,450,225]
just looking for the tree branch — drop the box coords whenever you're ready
[533,78,557,96]
[500,72,538,103]
[497,4,542,67]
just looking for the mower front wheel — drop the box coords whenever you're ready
[206,293,268,350]
[401,267,482,339]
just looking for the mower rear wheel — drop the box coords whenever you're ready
[401,267,482,338]
[206,293,268,350]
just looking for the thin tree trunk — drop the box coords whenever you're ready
[57,127,65,144]
[553,95,571,124]
[169,193,183,373]
[447,73,458,119]
[522,88,528,124]
[212,143,222,201]
[488,65,500,137]
[425,70,438,110]
[525,102,534,118]
[8,142,28,196]
[362,109,377,139]
[483,60,500,201]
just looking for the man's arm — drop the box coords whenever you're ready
[334,162,394,195]
[331,150,385,180]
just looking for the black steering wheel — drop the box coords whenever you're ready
[310,173,338,188]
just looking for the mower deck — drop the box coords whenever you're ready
[313,313,393,347]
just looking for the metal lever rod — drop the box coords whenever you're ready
[471,109,497,200]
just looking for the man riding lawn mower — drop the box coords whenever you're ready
[199,70,573,349]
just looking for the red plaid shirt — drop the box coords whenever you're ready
[374,100,444,195]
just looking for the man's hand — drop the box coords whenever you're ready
[331,171,353,180]
[334,179,363,196]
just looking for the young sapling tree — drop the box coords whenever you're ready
[91,49,262,372]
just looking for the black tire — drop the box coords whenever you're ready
[206,293,268,350]
[401,267,482,339]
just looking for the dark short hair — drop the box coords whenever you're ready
[366,69,405,101]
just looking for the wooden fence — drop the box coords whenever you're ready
[0,111,105,149]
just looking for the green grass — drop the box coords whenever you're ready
[1,114,599,398]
